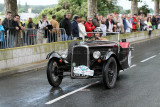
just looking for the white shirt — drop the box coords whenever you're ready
[100,24,107,36]
[78,23,87,40]
[108,21,113,32]
[158,24,160,29]
[38,20,51,34]
[144,21,149,30]
[126,20,132,33]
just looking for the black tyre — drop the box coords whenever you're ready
[66,41,79,62]
[103,57,117,89]
[47,59,63,87]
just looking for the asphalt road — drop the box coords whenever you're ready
[1,38,160,107]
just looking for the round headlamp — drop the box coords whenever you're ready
[62,54,67,59]
[93,51,101,59]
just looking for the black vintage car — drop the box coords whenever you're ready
[46,35,133,89]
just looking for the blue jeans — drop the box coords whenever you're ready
[8,34,15,48]
[66,35,71,40]
[61,34,66,41]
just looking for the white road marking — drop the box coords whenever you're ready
[120,64,136,72]
[140,55,157,63]
[45,81,100,105]
[130,64,136,68]
[131,56,134,59]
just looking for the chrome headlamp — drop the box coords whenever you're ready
[93,51,101,59]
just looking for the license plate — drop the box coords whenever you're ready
[73,65,94,76]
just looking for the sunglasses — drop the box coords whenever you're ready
[88,20,92,21]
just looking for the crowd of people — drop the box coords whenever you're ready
[0,11,160,49]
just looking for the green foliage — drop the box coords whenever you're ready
[138,4,150,16]
[97,0,122,15]
[36,0,121,23]
[0,3,56,14]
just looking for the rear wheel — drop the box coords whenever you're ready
[103,57,117,89]
[47,59,63,87]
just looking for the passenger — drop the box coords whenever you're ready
[94,27,108,41]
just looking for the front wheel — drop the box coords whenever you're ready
[103,57,117,89]
[47,59,63,87]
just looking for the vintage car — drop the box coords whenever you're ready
[46,32,133,89]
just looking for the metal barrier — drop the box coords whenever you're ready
[0,28,121,50]
[0,28,67,49]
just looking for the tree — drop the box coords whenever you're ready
[4,0,18,17]
[97,0,119,16]
[88,0,97,17]
[138,4,150,16]
[131,0,138,15]
[154,0,159,15]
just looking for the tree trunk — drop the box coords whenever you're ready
[87,0,97,18]
[154,0,159,15]
[4,0,18,17]
[131,0,138,16]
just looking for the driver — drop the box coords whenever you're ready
[94,27,108,41]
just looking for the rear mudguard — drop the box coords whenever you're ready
[103,51,123,70]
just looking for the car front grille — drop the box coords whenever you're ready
[72,46,88,66]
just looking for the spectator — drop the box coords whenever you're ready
[2,11,12,48]
[152,15,156,30]
[106,15,114,33]
[125,15,132,33]
[143,17,149,31]
[2,11,12,35]
[50,15,60,42]
[98,15,103,24]
[131,14,138,32]
[71,16,80,40]
[156,15,159,29]
[37,15,50,44]
[27,18,36,45]
[85,17,95,37]
[100,20,107,36]
[17,16,26,47]
[147,17,152,37]
[113,13,124,33]
[110,15,117,32]
[9,15,21,48]
[92,13,100,27]
[60,12,72,41]
[78,18,87,40]
[122,15,128,33]
[139,16,146,31]
[158,21,160,29]
[0,19,5,49]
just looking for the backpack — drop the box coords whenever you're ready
[37,20,50,38]
[36,20,49,29]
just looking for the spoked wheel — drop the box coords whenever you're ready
[47,59,63,87]
[103,57,117,89]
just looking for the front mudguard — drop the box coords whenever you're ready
[103,51,123,71]
[46,51,69,66]
[46,51,61,60]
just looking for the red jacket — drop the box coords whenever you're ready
[85,21,95,37]
[131,17,138,30]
